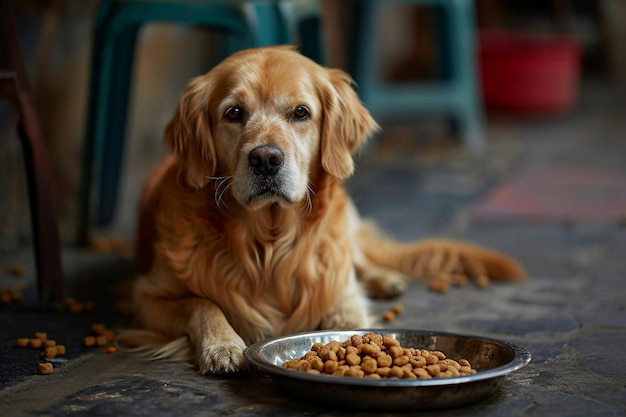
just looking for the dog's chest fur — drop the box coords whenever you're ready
[158,176,353,344]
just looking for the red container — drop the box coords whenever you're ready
[478,30,581,116]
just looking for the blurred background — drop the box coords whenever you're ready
[1,0,625,261]
[3,2,626,409]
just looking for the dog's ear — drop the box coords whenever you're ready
[164,75,217,189]
[320,69,379,179]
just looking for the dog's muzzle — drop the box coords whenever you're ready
[245,144,291,205]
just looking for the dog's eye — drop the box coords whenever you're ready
[292,105,310,121]
[224,107,244,123]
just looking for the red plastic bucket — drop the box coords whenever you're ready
[479,31,581,115]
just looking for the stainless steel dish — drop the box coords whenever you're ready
[244,329,531,411]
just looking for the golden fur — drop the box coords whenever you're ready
[118,46,525,374]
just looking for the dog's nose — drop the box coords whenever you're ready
[248,145,284,176]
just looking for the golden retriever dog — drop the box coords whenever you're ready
[118,46,525,375]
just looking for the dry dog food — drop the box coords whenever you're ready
[43,339,56,348]
[0,289,24,305]
[283,333,477,379]
[103,346,117,354]
[16,333,64,355]
[84,323,116,348]
[38,362,54,375]
[381,304,405,322]
[7,264,27,276]
[41,346,57,359]
[15,332,67,375]
[28,338,43,349]
[16,337,30,348]
[381,311,396,322]
[64,297,96,314]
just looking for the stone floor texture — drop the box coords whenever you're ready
[1,81,626,416]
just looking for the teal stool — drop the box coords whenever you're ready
[77,0,323,244]
[278,0,324,64]
[352,0,485,152]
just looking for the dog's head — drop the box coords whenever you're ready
[165,46,378,210]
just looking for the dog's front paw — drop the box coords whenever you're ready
[364,273,408,299]
[197,338,248,375]
[359,268,408,299]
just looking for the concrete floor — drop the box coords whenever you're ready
[1,81,626,416]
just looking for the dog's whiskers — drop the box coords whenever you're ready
[216,183,232,209]
[207,176,232,209]
[303,184,316,215]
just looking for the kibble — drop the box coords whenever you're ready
[84,323,116,347]
[282,333,478,379]
[16,334,65,357]
[15,332,67,375]
[16,338,29,348]
[0,289,23,305]
[7,264,27,276]
[0,291,12,304]
[390,304,404,315]
[38,362,53,375]
[95,335,109,346]
[91,323,107,334]
[381,303,405,322]
[29,338,43,349]
[41,346,57,359]
[381,311,395,322]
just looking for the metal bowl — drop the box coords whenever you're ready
[244,329,531,411]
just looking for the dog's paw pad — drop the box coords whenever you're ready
[198,343,247,375]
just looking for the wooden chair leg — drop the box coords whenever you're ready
[1,0,64,309]
[15,88,65,309]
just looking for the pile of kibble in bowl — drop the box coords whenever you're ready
[283,333,477,379]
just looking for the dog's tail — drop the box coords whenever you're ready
[116,329,192,364]
[356,222,526,291]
